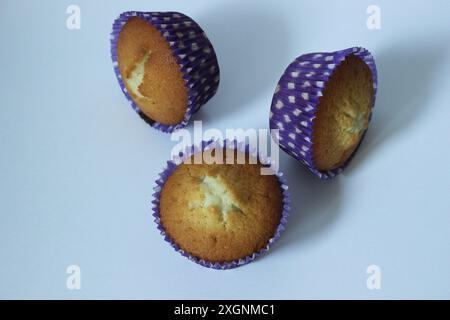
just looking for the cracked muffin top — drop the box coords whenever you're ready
[117,17,188,125]
[312,55,374,171]
[159,150,283,263]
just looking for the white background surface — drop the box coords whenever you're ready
[0,0,449,299]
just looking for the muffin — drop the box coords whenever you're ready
[153,141,289,269]
[270,47,377,179]
[111,11,220,133]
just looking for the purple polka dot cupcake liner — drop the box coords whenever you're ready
[151,139,290,269]
[111,11,220,133]
[269,47,378,179]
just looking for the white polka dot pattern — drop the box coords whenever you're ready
[269,47,378,179]
[111,11,220,133]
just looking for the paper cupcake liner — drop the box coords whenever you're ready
[151,139,290,269]
[269,47,378,179]
[111,11,220,133]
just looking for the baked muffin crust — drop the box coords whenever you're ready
[159,151,283,263]
[312,55,374,171]
[117,17,188,125]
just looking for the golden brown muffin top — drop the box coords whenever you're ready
[312,55,374,171]
[117,17,188,125]
[159,150,283,263]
